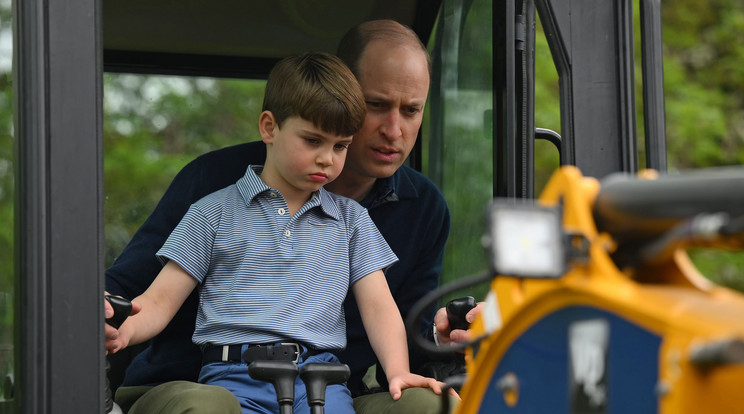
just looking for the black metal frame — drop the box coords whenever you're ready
[13,0,105,412]
[495,0,668,200]
[532,0,639,178]
[639,0,667,172]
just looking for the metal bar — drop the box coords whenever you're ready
[639,0,668,172]
[15,0,105,412]
[520,0,537,198]
[494,0,518,197]
[616,0,638,173]
[14,0,49,410]
[534,0,574,167]
[104,51,280,79]
[535,128,562,165]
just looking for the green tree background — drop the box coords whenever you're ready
[1,0,744,317]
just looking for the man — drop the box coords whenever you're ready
[106,20,455,413]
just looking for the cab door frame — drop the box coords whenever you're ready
[13,0,105,412]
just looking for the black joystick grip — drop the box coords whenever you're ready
[446,296,476,331]
[300,363,350,413]
[105,295,132,329]
[248,361,299,414]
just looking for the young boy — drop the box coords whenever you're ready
[105,52,447,413]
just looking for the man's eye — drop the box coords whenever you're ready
[405,107,421,115]
[366,101,383,109]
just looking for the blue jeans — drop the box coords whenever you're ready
[198,348,354,414]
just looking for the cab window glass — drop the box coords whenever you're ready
[425,0,493,296]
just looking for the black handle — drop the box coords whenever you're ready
[248,360,299,414]
[104,295,132,329]
[104,295,131,414]
[446,296,476,331]
[299,363,350,414]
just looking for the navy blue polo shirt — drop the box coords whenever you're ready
[106,140,450,396]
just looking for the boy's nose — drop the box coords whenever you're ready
[316,149,333,166]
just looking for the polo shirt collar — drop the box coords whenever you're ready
[360,166,419,209]
[236,165,341,220]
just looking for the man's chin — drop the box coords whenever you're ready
[369,163,401,179]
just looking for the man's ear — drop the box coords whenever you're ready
[259,111,277,144]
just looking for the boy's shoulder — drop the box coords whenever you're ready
[193,183,240,210]
[322,189,365,212]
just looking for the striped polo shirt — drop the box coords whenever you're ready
[156,166,398,350]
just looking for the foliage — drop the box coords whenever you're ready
[661,0,744,170]
[102,75,264,265]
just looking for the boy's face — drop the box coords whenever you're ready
[261,113,353,195]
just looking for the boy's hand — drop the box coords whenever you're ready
[387,373,460,401]
[104,292,141,354]
[433,301,485,345]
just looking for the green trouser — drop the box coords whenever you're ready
[116,382,459,414]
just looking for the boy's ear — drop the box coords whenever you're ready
[259,111,277,144]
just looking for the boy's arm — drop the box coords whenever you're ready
[352,270,448,400]
[106,260,198,354]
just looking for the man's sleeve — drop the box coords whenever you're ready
[397,199,451,343]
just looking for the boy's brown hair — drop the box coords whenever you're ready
[262,52,365,137]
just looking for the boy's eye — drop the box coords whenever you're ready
[304,138,319,145]
[335,143,350,150]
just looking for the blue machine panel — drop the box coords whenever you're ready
[479,306,661,413]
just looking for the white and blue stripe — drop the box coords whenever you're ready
[157,166,398,349]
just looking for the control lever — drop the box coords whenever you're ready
[248,360,299,414]
[105,295,132,329]
[441,296,477,387]
[299,363,350,414]
[446,296,476,331]
[104,295,132,414]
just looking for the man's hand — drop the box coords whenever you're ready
[433,301,485,345]
[104,292,141,354]
[387,372,460,401]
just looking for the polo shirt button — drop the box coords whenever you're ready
[278,208,286,216]
[285,230,291,237]
[270,192,278,198]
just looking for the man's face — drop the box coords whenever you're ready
[344,42,430,180]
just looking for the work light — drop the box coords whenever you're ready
[482,201,566,278]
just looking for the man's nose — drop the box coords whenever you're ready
[379,110,402,140]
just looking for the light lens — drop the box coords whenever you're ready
[484,201,565,278]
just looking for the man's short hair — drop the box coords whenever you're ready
[336,19,431,80]
[262,52,365,137]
